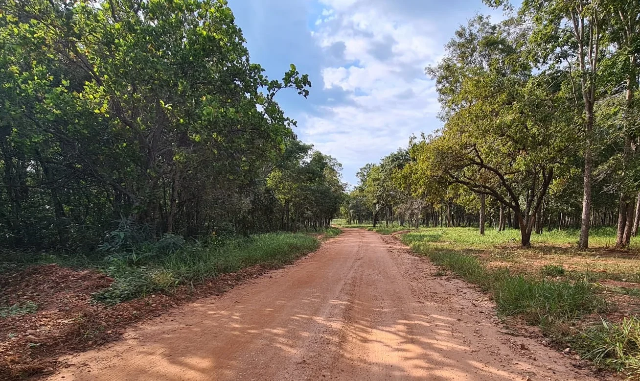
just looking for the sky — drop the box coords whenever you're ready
[227,0,505,186]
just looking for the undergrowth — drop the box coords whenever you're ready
[323,227,342,238]
[93,232,321,305]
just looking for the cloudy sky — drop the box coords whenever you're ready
[228,0,504,186]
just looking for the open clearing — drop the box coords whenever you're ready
[47,229,606,380]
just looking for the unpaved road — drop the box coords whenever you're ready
[50,229,602,380]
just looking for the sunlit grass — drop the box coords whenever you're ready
[398,226,640,376]
[402,226,636,249]
[93,232,320,305]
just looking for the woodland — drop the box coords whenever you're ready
[0,0,345,253]
[345,0,640,249]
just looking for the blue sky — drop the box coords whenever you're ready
[228,0,504,186]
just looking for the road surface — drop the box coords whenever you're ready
[50,229,600,380]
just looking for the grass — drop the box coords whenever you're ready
[332,219,416,235]
[572,318,640,377]
[411,245,604,326]
[1,229,336,306]
[322,227,342,238]
[394,226,640,377]
[93,232,322,305]
[402,226,640,249]
[541,264,566,277]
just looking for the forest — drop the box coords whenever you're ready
[0,0,345,253]
[345,0,640,249]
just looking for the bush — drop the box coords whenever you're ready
[98,219,154,253]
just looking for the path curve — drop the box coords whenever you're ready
[50,229,601,380]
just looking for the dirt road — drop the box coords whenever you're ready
[50,229,601,380]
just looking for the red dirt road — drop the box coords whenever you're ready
[50,229,602,380]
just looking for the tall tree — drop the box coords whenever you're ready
[519,0,607,249]
[602,0,640,247]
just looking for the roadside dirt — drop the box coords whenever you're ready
[0,263,270,379]
[49,229,610,380]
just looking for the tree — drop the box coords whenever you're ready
[0,0,337,250]
[423,16,575,247]
[601,0,640,247]
[517,0,608,249]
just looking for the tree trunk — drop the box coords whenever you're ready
[373,206,379,228]
[622,201,634,247]
[516,211,534,248]
[498,204,505,231]
[479,193,486,235]
[579,105,594,250]
[632,192,640,236]
[166,167,180,234]
[535,201,545,235]
[617,56,637,246]
[616,195,629,248]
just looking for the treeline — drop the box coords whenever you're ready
[345,0,640,248]
[0,0,344,251]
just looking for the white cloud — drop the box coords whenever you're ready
[297,0,444,185]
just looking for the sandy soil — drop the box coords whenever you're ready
[49,229,606,380]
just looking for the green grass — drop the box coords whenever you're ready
[2,229,336,306]
[408,244,604,326]
[94,232,320,305]
[401,226,640,249]
[495,276,602,325]
[322,227,342,238]
[368,225,415,235]
[541,264,566,277]
[572,318,640,377]
[396,226,640,377]
[332,219,415,235]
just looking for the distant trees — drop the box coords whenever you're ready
[0,0,344,250]
[268,142,344,231]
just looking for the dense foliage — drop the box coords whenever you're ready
[0,0,344,251]
[347,1,640,248]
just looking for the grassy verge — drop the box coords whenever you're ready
[322,227,343,238]
[2,230,334,306]
[399,227,640,378]
[409,243,605,326]
[368,225,415,235]
[93,232,321,305]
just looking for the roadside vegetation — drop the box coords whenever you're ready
[0,0,345,378]
[397,227,640,378]
[0,227,339,380]
[93,231,322,305]
[340,1,640,377]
